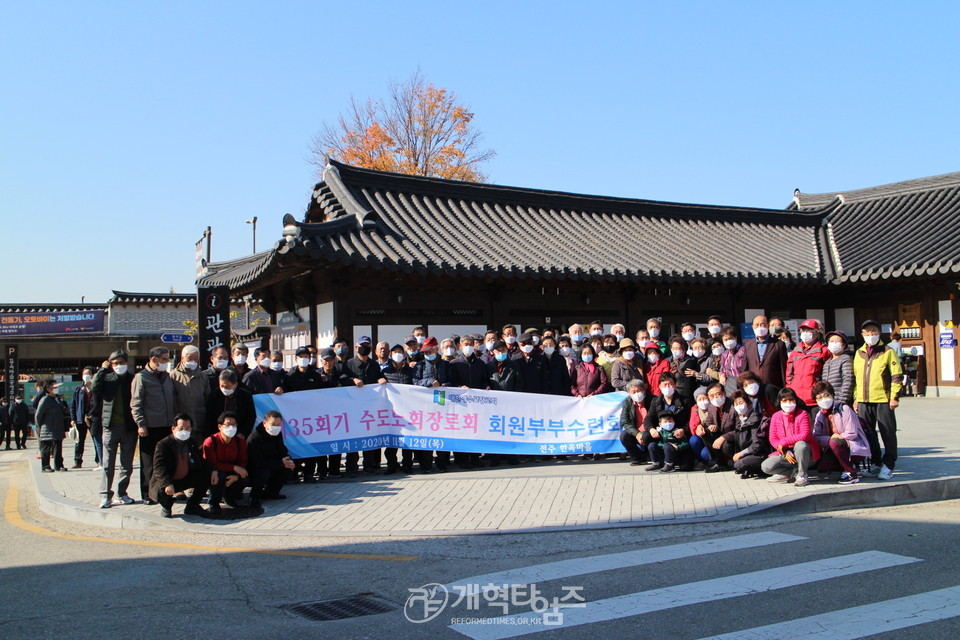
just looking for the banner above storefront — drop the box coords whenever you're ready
[0,311,105,337]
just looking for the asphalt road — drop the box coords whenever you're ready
[1,456,959,640]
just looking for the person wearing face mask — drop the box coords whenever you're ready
[285,346,323,483]
[170,345,209,446]
[479,330,499,363]
[718,327,746,396]
[645,318,668,355]
[723,390,770,479]
[689,382,730,470]
[762,388,820,486]
[203,412,249,515]
[642,342,670,395]
[10,394,31,450]
[36,380,68,472]
[381,344,415,389]
[610,338,644,392]
[785,319,830,411]
[412,337,450,472]
[149,414,210,518]
[853,319,903,481]
[821,331,853,407]
[447,336,487,468]
[588,320,604,338]
[541,336,572,396]
[557,335,579,371]
[524,327,543,351]
[500,324,521,356]
[641,372,690,456]
[204,346,231,393]
[668,336,698,403]
[634,328,650,345]
[69,366,98,468]
[331,337,350,365]
[0,398,10,451]
[93,350,137,508]
[242,348,288,396]
[570,344,609,398]
[644,411,690,473]
[743,315,788,388]
[567,322,585,347]
[402,335,424,365]
[687,387,713,467]
[811,381,870,485]
[131,346,176,504]
[736,371,779,418]
[484,340,524,467]
[680,323,698,355]
[704,340,725,383]
[205,370,256,440]
[687,338,712,386]
[247,410,297,508]
[411,326,427,345]
[596,333,620,379]
[230,344,251,380]
[706,315,724,341]
[610,323,626,344]
[511,333,548,394]
[619,379,650,466]
[344,336,380,391]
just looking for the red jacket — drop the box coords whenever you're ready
[202,433,248,473]
[644,358,671,396]
[785,342,830,405]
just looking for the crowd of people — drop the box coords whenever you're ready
[9,313,904,518]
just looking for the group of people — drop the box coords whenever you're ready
[22,313,903,518]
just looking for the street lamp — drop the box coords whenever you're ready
[245,216,258,253]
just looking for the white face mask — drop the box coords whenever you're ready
[184,361,198,371]
[613,333,624,342]
[520,344,535,354]
[710,396,725,408]
[590,329,602,336]
[234,355,247,366]
[415,336,425,344]
[754,327,769,338]
[723,339,737,350]
[682,331,696,342]
[692,348,706,358]
[156,362,169,372]
[221,426,237,438]
[460,346,474,357]
[828,342,845,355]
[712,347,724,357]
[661,386,675,397]
[270,361,283,371]
[800,331,815,344]
[734,403,749,415]
[630,392,645,403]
[504,336,517,345]
[82,374,93,383]
[532,336,541,345]
[265,424,282,436]
[671,350,684,360]
[697,399,710,411]
[215,359,229,370]
[817,397,835,410]
[391,352,405,363]
[559,346,572,357]
[863,334,880,346]
[221,387,235,396]
[622,350,636,361]
[443,347,457,358]
[297,358,310,368]
[648,328,660,339]
[708,325,721,336]
[258,358,271,369]
[744,383,760,396]
[485,341,496,352]
[647,354,659,364]
[780,402,797,413]
[173,430,192,441]
[543,346,555,356]
[113,364,128,375]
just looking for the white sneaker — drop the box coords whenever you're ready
[112,495,135,506]
[767,474,790,483]
[99,497,111,509]
[878,465,893,480]
[93,465,103,471]
[794,475,810,487]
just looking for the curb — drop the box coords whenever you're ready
[28,457,960,537]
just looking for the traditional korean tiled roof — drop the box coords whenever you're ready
[199,161,830,291]
[0,304,107,314]
[109,291,247,305]
[791,171,960,282]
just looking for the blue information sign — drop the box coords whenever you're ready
[161,333,193,344]
[939,332,957,348]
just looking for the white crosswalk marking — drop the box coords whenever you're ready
[445,531,806,596]
[695,585,960,639]
[449,551,920,640]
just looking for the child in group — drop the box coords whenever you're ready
[645,411,691,473]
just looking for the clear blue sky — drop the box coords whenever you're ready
[3,2,959,303]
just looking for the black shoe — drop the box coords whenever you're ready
[265,493,287,500]
[41,467,54,473]
[705,463,723,473]
[400,465,413,474]
[303,476,317,483]
[160,506,172,518]
[183,505,208,517]
[629,461,644,466]
[660,463,677,474]
[506,459,520,465]
[208,503,222,516]
[328,471,343,478]
[645,462,663,471]
[435,466,448,473]
[224,497,240,508]
[489,460,500,467]
[249,500,262,509]
[143,499,157,505]
[285,476,301,484]
[4,446,11,451]
[71,463,82,469]
[55,467,69,472]
[382,467,398,475]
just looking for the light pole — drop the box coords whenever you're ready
[245,216,258,253]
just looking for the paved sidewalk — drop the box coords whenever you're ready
[13,397,960,536]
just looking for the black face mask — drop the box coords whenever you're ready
[602,345,617,354]
[356,345,371,357]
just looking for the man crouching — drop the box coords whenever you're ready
[149,413,210,518]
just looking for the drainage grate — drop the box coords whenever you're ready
[281,593,398,621]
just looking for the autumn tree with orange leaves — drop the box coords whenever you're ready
[311,70,495,182]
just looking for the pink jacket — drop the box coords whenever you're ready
[768,410,821,461]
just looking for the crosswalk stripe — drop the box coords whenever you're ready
[446,531,806,596]
[449,551,920,640]
[694,584,960,639]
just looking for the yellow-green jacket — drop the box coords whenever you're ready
[852,342,903,403]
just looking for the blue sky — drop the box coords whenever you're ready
[3,2,959,303]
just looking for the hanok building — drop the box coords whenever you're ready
[198,161,960,397]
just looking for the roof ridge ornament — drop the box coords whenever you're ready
[323,161,379,230]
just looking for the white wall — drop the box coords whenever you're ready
[429,324,488,341]
[835,307,856,337]
[939,299,955,384]
[315,302,335,348]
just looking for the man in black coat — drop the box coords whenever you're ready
[206,370,256,438]
[93,350,138,508]
[511,333,548,394]
[285,346,324,482]
[9,395,31,449]
[447,336,487,467]
[341,336,381,475]
[148,413,209,518]
[247,410,296,508]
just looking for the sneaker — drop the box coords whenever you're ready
[629,461,644,466]
[794,475,810,487]
[645,462,663,471]
[705,463,723,473]
[862,465,881,478]
[160,506,172,518]
[99,496,111,509]
[116,495,135,505]
[766,474,790,484]
[878,465,894,480]
[93,465,103,471]
[41,467,54,473]
[838,472,860,485]
[659,463,676,474]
